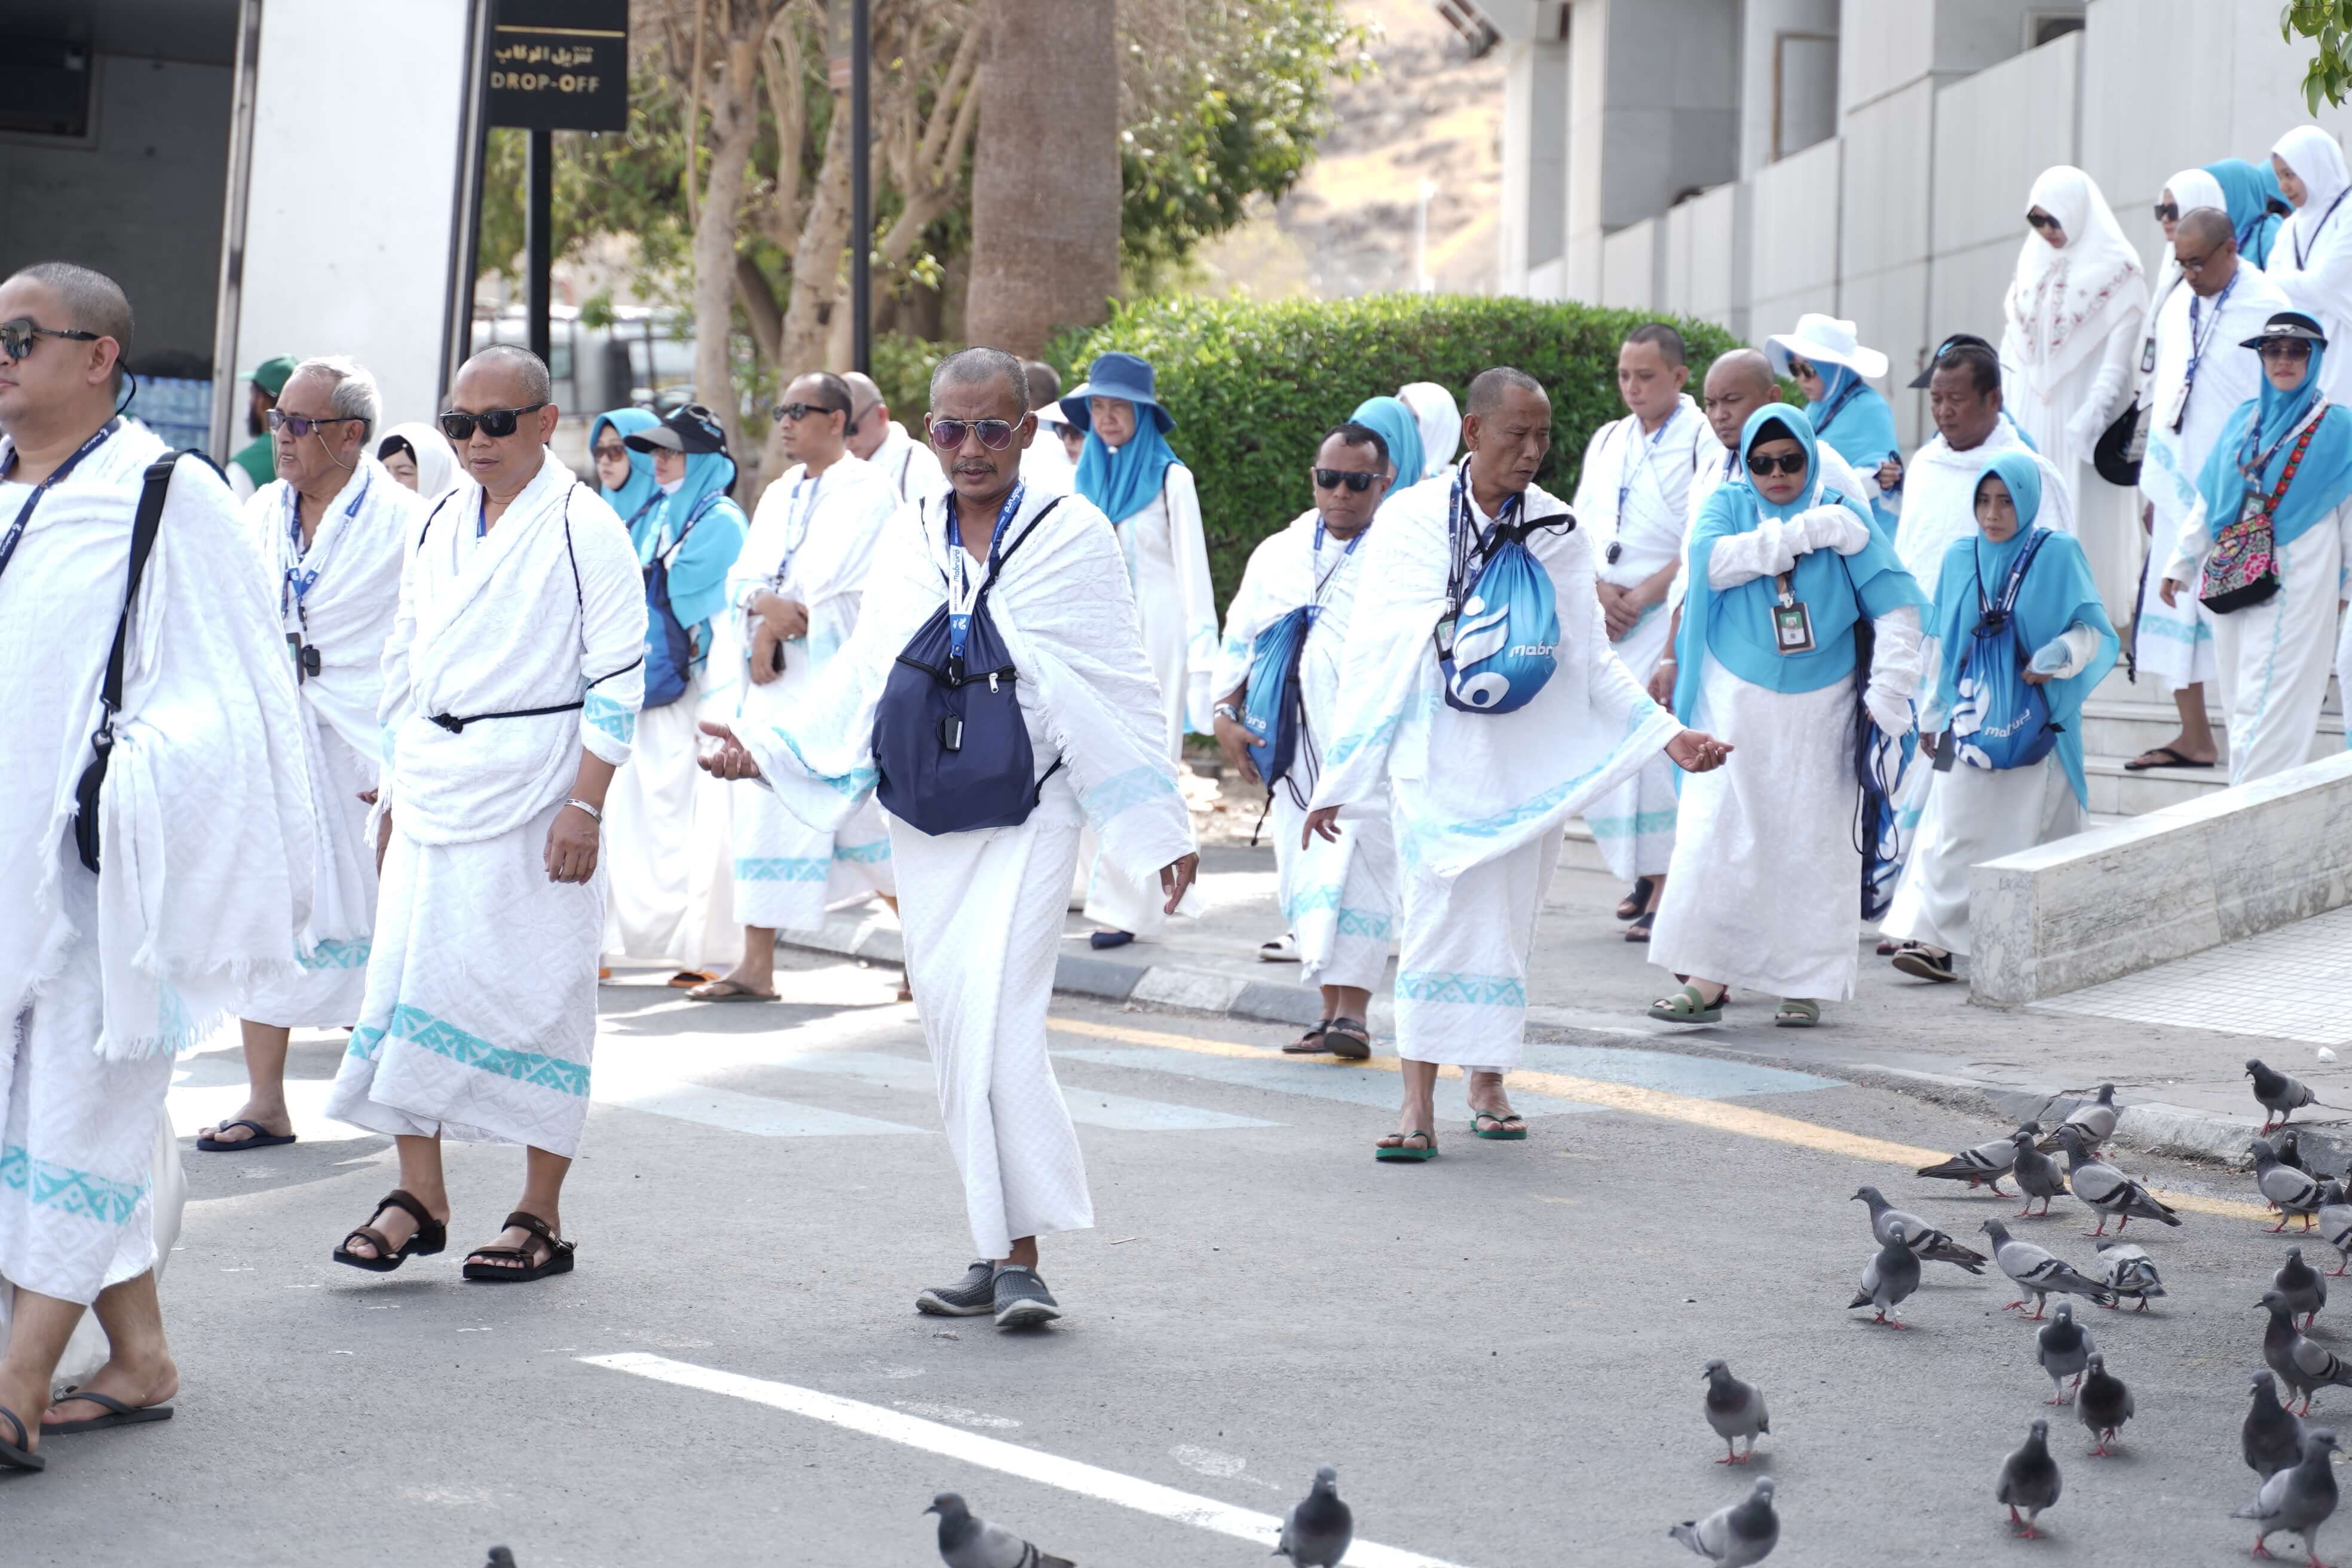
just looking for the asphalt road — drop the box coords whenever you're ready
[5,951,2338,1567]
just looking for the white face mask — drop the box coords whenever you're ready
[659,475,685,494]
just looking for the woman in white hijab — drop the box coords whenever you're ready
[2268,125,2352,403]
[374,420,460,501]
[1396,381,1461,481]
[2001,164,2149,618]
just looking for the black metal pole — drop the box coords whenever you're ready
[850,0,872,375]
[528,127,553,367]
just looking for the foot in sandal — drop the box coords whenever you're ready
[1466,1069,1526,1140]
[462,1209,575,1283]
[686,975,779,1002]
[195,1098,296,1150]
[333,1188,450,1272]
[42,1352,179,1437]
[1648,981,1728,1022]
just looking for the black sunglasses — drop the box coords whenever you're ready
[2152,201,2180,223]
[927,417,1018,451]
[772,400,846,424]
[2027,211,2062,232]
[0,318,101,362]
[439,403,548,442]
[2259,338,2316,360]
[267,408,361,438]
[1747,451,1809,477]
[1313,467,1379,493]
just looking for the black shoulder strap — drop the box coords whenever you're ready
[562,483,583,610]
[418,488,463,549]
[100,453,177,720]
[995,495,1067,574]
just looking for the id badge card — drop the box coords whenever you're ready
[2241,485,2271,524]
[1771,581,1815,655]
[1433,598,1458,659]
[286,631,307,682]
[2165,378,2191,435]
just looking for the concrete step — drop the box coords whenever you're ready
[2081,753,2230,815]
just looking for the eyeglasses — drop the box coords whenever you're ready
[1747,452,1809,477]
[772,401,845,424]
[267,409,361,438]
[2259,339,2316,362]
[2027,211,2062,232]
[1313,467,1379,493]
[927,418,1018,451]
[0,318,100,362]
[2175,247,2219,273]
[438,403,548,442]
[2152,202,2180,223]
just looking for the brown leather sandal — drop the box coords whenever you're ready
[332,1189,447,1273]
[461,1211,576,1284]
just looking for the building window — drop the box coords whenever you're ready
[1773,33,1837,163]
[2029,13,2085,48]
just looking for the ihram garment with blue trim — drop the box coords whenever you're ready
[1311,461,1680,1068]
[327,453,642,1156]
[732,486,1194,1258]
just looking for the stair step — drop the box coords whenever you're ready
[2081,752,2231,815]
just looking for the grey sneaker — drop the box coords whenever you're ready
[915,1260,997,1316]
[991,1266,1061,1330]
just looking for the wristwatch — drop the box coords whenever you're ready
[1213,702,1242,724]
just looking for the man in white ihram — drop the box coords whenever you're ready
[840,369,952,510]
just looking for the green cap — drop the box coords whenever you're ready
[240,354,301,397]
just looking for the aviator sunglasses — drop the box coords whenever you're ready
[1747,451,1809,477]
[1313,467,1379,493]
[927,417,1019,451]
[0,318,101,362]
[438,403,549,442]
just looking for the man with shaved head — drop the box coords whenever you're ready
[0,261,311,1459]
[1306,365,1728,1162]
[841,369,951,509]
[324,344,645,1288]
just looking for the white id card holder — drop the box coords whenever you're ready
[2166,378,2191,435]
[1771,572,1816,654]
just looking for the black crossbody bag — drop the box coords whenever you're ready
[73,452,184,872]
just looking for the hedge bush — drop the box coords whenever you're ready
[1048,293,1742,603]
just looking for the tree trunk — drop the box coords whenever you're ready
[691,32,763,468]
[962,0,1120,358]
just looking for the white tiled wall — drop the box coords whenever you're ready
[1601,219,1658,310]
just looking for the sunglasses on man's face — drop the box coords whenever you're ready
[0,318,102,362]
[1313,467,1379,493]
[773,401,841,424]
[927,418,1018,451]
[267,408,360,439]
[439,403,548,442]
[1747,451,1809,477]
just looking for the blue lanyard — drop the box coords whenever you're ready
[2296,187,2349,270]
[1445,464,1521,611]
[1616,406,1682,516]
[768,472,820,586]
[283,466,370,618]
[0,419,118,585]
[1812,379,1862,436]
[2182,272,2238,392]
[945,481,1026,664]
[1310,518,1364,605]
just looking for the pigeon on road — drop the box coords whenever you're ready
[2035,1300,2094,1405]
[2278,1247,2332,1330]
[2038,1085,2118,1153]
[2319,1182,2352,1277]
[1848,1233,1923,1327]
[2249,1371,2311,1481]
[1983,1220,2117,1318]
[1670,1475,1778,1567]
[2263,1291,2352,1416]
[1997,1418,2062,1539]
[1915,1126,2039,1196]
[1273,1466,1352,1567]
[2258,1141,2329,1233]
[2234,1428,2341,1565]
[1852,1187,1987,1272]
[2010,1129,2071,1219]
[927,1494,1074,1568]
[2051,1126,2180,1237]
[2252,1059,2323,1134]
[1702,1359,1769,1465]
[2077,1352,2133,1456]
[2279,1131,2330,1179]
[2094,1241,2166,1311]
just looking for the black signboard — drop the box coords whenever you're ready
[488,0,627,131]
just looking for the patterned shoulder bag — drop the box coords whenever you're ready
[2200,406,2325,614]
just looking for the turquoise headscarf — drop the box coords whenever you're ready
[2209,158,2287,270]
[1930,450,2117,807]
[1347,396,1425,492]
[1073,405,1183,525]
[2192,333,2352,552]
[1804,365,1902,528]
[593,408,662,546]
[1673,405,1929,727]
[644,449,749,650]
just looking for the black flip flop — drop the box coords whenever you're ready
[1615,877,1656,921]
[1281,1020,1333,1055]
[42,1389,174,1437]
[1322,1018,1373,1060]
[0,1403,44,1472]
[195,1119,296,1152]
[2123,746,2216,772]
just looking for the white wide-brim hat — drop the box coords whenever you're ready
[1034,383,1085,429]
[1764,313,1890,383]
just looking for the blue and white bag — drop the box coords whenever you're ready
[1241,604,1313,790]
[1949,528,2059,771]
[1438,476,1559,715]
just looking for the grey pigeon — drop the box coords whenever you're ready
[2035,1300,2094,1405]
[928,1493,1074,1568]
[1273,1465,1350,1567]
[2037,1085,2118,1153]
[2234,1428,2342,1563]
[1915,1126,2037,1196]
[486,1552,516,1568]
[1982,1219,2117,1318]
[1852,1186,1986,1272]
[2252,1058,2323,1134]
[2278,1246,2332,1329]
[1847,1233,1922,1327]
[2077,1352,2133,1456]
[2010,1129,2071,1218]
[2249,1371,2311,1481]
[1702,1358,1769,1465]
[2258,1140,2329,1233]
[2318,1181,2352,1276]
[1996,1417,2062,1539]
[2093,1240,2165,1311]
[2051,1126,2180,1237]
[1670,1475,1778,1567]
[2280,1131,2329,1179]
[2263,1291,2352,1416]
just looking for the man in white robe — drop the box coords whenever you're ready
[0,261,311,1459]
[1306,368,1725,1157]
[842,370,953,510]
[1018,359,1075,495]
[700,348,1198,1327]
[1211,421,1397,1058]
[691,372,901,1002]
[325,346,644,1284]
[1571,324,1722,937]
[203,357,414,1153]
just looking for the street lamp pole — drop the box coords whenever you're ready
[850,0,872,376]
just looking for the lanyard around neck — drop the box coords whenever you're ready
[769,470,823,585]
[1618,405,1682,515]
[2296,186,2350,270]
[945,480,1026,666]
[2181,271,2239,392]
[1310,517,1365,601]
[0,419,118,587]
[1446,464,1521,610]
[282,466,370,617]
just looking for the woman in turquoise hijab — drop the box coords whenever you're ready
[592,407,663,548]
[1879,449,2116,982]
[1646,405,1930,1028]
[1347,395,1425,494]
[622,405,751,705]
[2209,157,2288,270]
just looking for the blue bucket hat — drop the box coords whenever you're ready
[1059,351,1175,435]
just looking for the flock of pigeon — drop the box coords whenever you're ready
[926,1467,1355,1568]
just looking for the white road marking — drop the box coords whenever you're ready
[593,1058,930,1138]
[771,1049,1282,1132]
[583,1352,1476,1568]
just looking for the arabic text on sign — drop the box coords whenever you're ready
[492,42,599,68]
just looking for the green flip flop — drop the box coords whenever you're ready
[1647,982,1724,1024]
[1775,997,1821,1028]
[1471,1109,1528,1140]
[1374,1129,1438,1163]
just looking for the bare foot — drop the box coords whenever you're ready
[41,1353,179,1429]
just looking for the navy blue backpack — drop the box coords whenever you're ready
[1949,528,2060,771]
[872,497,1065,835]
[641,494,725,710]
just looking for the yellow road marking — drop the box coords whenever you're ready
[1048,1014,2273,1222]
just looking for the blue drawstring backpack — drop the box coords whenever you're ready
[872,497,1066,835]
[641,494,724,710]
[1949,528,2059,771]
[1241,605,1314,793]
[1441,532,1559,715]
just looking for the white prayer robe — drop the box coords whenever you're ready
[1896,430,2075,699]
[1674,437,1863,612]
[869,419,954,509]
[327,453,644,1158]
[1212,510,1397,992]
[2268,127,2352,406]
[2134,267,2286,690]
[603,665,740,972]
[1312,467,1682,1068]
[725,457,900,932]
[237,457,414,1024]
[2003,277,2148,618]
[2,427,311,1305]
[1084,462,1217,938]
[731,488,1195,1258]
[1573,397,1722,879]
[1018,424,1075,496]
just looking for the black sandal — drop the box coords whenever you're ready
[1615,877,1656,921]
[0,1402,42,1472]
[1624,911,1656,943]
[462,1211,576,1284]
[1282,1020,1333,1055]
[332,1188,448,1273]
[1322,1017,1373,1059]
[43,1389,174,1437]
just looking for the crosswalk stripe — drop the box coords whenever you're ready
[771,1049,1281,1132]
[1054,1046,1597,1119]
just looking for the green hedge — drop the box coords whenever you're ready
[1047,293,1742,604]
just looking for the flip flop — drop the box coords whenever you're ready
[0,1403,42,1472]
[2123,746,2216,771]
[1471,1109,1529,1141]
[685,978,779,1003]
[42,1389,174,1437]
[1322,1018,1373,1061]
[665,969,715,990]
[1282,1021,1333,1055]
[1374,1129,1438,1163]
[195,1119,296,1152]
